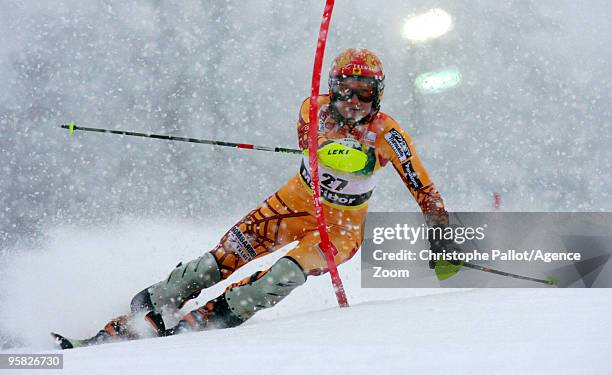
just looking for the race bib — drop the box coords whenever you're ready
[299,158,380,207]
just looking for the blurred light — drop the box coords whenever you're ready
[402,9,453,42]
[415,67,462,94]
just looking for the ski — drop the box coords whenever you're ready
[51,330,116,350]
[51,332,83,350]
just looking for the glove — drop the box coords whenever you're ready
[428,238,463,268]
[428,232,463,281]
[304,141,368,173]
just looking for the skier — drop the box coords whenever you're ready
[53,48,452,349]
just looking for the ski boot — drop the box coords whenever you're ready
[51,315,137,349]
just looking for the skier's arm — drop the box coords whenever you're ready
[297,98,313,150]
[377,122,449,227]
[378,122,459,271]
[296,97,337,149]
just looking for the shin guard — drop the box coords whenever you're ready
[132,252,222,313]
[224,257,307,321]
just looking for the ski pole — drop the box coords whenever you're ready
[462,261,558,286]
[451,214,557,286]
[60,122,302,155]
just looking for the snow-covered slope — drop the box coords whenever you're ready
[1,219,611,374]
[44,289,612,375]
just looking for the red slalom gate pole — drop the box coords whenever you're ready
[307,0,348,308]
[493,192,501,210]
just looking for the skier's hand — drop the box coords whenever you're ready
[429,226,463,278]
[429,239,463,268]
[304,141,367,173]
[428,228,464,280]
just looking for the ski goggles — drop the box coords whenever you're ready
[331,78,378,102]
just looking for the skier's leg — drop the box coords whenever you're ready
[130,252,221,314]
[166,223,363,334]
[167,256,307,334]
[210,191,312,280]
[284,219,363,276]
[131,192,312,316]
[85,190,313,345]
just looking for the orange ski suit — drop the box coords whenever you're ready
[210,95,448,278]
